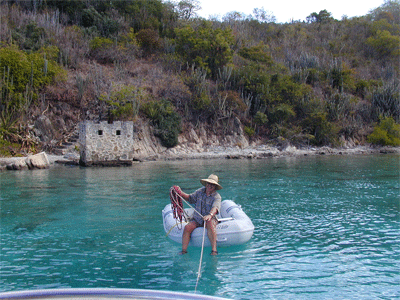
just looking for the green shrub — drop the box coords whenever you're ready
[0,46,65,139]
[232,62,270,101]
[0,47,31,91]
[366,30,400,59]
[238,44,273,65]
[192,91,211,111]
[141,100,181,148]
[269,103,295,124]
[301,112,339,146]
[136,29,161,56]
[28,51,65,87]
[89,32,141,63]
[0,138,23,156]
[0,46,65,92]
[254,111,268,125]
[355,79,369,99]
[112,0,165,32]
[12,21,46,51]
[244,126,255,137]
[325,60,356,92]
[224,90,247,116]
[174,22,234,79]
[184,67,213,114]
[81,6,121,37]
[119,28,139,47]
[269,73,312,107]
[90,37,114,50]
[99,85,142,121]
[367,117,400,146]
[371,81,400,121]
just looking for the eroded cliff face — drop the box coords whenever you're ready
[131,117,250,161]
[131,118,167,161]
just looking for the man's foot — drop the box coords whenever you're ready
[179,250,187,255]
[210,250,218,256]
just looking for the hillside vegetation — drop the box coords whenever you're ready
[0,0,399,156]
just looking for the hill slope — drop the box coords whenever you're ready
[0,0,399,157]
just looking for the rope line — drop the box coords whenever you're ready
[165,221,185,237]
[195,221,206,292]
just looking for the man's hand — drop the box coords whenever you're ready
[173,185,182,195]
[203,214,213,221]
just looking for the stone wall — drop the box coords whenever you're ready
[79,121,134,166]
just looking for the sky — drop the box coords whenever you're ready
[197,0,386,23]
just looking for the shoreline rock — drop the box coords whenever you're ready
[3,152,51,171]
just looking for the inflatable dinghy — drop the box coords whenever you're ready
[162,200,254,247]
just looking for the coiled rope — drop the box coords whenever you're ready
[169,186,204,225]
[169,186,185,226]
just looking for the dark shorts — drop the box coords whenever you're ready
[191,218,217,228]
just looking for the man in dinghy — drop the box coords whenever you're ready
[174,174,222,256]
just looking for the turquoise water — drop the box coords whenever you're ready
[1,154,399,299]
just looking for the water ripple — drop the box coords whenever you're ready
[1,155,399,300]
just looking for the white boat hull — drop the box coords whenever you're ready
[0,288,229,299]
[162,200,254,247]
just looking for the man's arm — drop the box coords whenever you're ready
[180,191,190,201]
[204,195,220,221]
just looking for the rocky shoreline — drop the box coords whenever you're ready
[3,117,398,171]
[157,144,400,160]
[1,145,399,171]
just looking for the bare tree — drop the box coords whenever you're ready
[176,0,201,20]
[252,7,276,23]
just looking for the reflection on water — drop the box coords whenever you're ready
[1,154,399,299]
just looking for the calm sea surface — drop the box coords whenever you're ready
[1,154,399,299]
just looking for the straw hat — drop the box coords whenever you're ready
[200,174,222,190]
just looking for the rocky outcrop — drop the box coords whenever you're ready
[129,118,400,161]
[131,118,168,161]
[131,117,251,161]
[34,115,59,143]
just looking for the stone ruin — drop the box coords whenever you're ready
[79,120,134,166]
